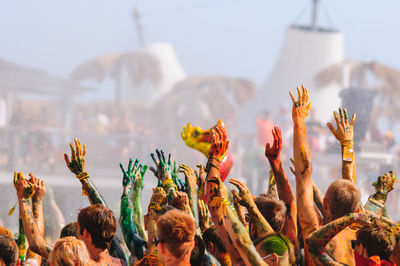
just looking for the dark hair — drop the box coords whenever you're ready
[326,180,360,220]
[60,222,77,238]
[190,235,205,266]
[0,236,19,265]
[254,194,286,232]
[202,226,226,253]
[78,204,116,250]
[157,209,195,259]
[357,219,396,260]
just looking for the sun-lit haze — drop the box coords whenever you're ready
[1,0,400,241]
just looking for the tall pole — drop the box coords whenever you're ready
[133,6,145,48]
[311,0,319,31]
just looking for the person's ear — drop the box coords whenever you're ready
[264,253,279,266]
[206,242,214,253]
[83,228,92,241]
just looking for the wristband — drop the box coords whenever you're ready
[77,172,89,181]
[162,179,177,191]
[340,139,353,147]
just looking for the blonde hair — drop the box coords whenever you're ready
[49,236,92,266]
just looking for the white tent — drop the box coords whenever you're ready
[238,25,344,133]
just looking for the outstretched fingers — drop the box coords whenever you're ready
[350,113,356,126]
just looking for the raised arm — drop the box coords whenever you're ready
[120,158,147,260]
[14,172,50,259]
[290,86,320,240]
[64,138,105,205]
[229,178,274,239]
[145,187,167,253]
[149,149,177,198]
[65,139,127,263]
[179,164,198,215]
[306,211,378,265]
[364,171,397,216]
[205,127,266,266]
[327,108,357,183]
[25,174,46,264]
[265,126,298,250]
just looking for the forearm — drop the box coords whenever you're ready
[293,121,312,178]
[205,158,243,264]
[133,200,147,242]
[32,199,44,236]
[17,219,28,262]
[120,195,145,260]
[306,213,361,265]
[216,200,267,266]
[312,181,324,215]
[341,140,356,183]
[80,176,107,206]
[246,201,275,239]
[294,121,319,238]
[269,160,295,207]
[19,200,49,259]
[269,159,298,247]
[234,200,248,230]
[186,180,197,216]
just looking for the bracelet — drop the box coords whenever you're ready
[77,172,89,181]
[149,202,163,212]
[340,139,353,147]
[162,179,177,191]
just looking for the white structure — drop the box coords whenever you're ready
[120,42,186,107]
[239,25,344,132]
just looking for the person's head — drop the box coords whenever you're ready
[156,209,195,264]
[0,236,18,266]
[190,235,205,266]
[202,226,229,264]
[353,219,396,261]
[49,236,92,266]
[253,194,286,238]
[323,180,361,222]
[60,222,77,238]
[77,204,116,250]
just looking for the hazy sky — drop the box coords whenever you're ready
[0,0,399,86]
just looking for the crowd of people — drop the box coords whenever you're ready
[1,86,400,265]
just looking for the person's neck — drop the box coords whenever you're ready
[163,253,191,266]
[88,245,110,263]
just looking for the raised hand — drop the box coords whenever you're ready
[149,149,172,182]
[29,174,46,202]
[13,172,33,200]
[373,171,397,197]
[327,107,356,143]
[170,191,190,213]
[229,178,254,208]
[64,138,86,176]
[171,161,185,191]
[209,127,230,162]
[265,126,282,163]
[148,187,167,213]
[179,164,197,191]
[289,85,311,123]
[198,199,210,232]
[120,158,147,198]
